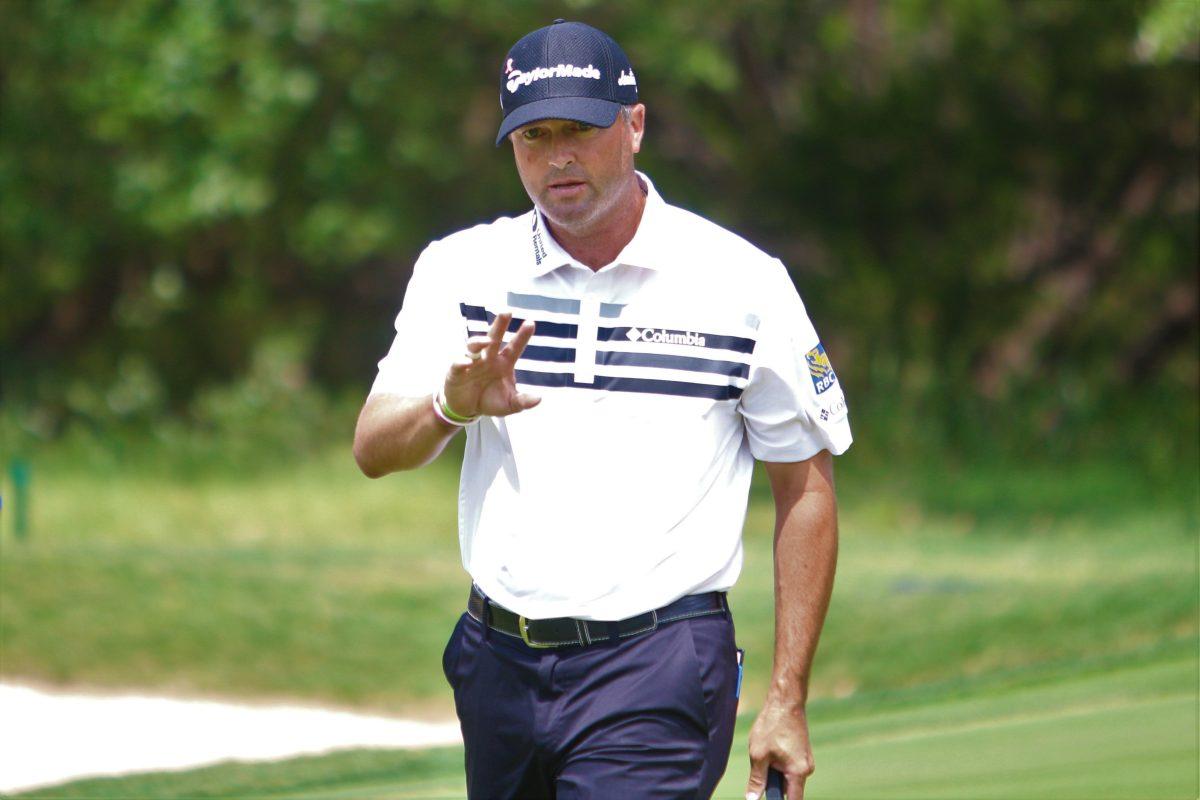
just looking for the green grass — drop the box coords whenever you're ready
[17,653,1196,799]
[0,448,468,713]
[1,438,1197,796]
[797,657,1197,799]
[3,445,1194,711]
[12,747,466,800]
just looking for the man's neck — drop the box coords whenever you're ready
[544,175,647,271]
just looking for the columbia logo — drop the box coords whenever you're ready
[625,327,707,346]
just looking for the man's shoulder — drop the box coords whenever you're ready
[656,200,787,286]
[419,211,534,267]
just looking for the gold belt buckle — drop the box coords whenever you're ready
[518,615,552,649]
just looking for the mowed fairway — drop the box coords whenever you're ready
[2,442,1197,797]
[17,656,1196,799]
[795,657,1197,799]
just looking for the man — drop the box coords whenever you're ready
[354,19,851,800]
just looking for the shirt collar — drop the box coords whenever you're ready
[527,170,670,276]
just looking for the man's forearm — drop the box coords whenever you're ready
[744,456,838,798]
[764,456,839,706]
[353,393,460,478]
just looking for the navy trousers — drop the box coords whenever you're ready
[441,598,741,799]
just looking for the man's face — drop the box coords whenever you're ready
[509,104,645,235]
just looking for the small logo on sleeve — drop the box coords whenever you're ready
[806,343,838,394]
[819,394,847,422]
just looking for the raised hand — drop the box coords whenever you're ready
[443,311,541,419]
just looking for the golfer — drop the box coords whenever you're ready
[354,19,851,799]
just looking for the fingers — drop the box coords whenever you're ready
[749,762,799,800]
[510,392,541,413]
[447,314,542,418]
[464,318,533,368]
[502,320,536,360]
[745,758,768,800]
[452,338,495,379]
[768,767,788,800]
[485,312,510,359]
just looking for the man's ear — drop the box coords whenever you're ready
[629,104,646,154]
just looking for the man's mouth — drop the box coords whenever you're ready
[547,179,587,197]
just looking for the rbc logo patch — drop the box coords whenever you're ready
[805,343,838,395]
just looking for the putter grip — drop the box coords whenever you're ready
[765,767,785,800]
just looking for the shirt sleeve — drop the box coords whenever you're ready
[368,243,467,398]
[738,260,853,462]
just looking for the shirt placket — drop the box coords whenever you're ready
[574,286,601,384]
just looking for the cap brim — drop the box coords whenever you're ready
[495,97,622,146]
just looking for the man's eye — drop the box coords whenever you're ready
[522,128,544,140]
[574,123,594,132]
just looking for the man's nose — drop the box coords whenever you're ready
[548,139,574,170]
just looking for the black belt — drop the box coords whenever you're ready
[467,584,727,649]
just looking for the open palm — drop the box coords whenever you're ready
[443,311,541,418]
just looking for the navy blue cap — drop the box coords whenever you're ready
[496,19,638,146]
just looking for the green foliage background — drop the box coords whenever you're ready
[0,4,1196,794]
[1,0,1197,468]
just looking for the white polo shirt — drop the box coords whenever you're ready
[371,172,851,620]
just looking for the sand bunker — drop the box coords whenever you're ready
[0,683,462,794]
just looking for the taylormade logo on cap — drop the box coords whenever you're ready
[505,63,603,94]
[495,19,638,146]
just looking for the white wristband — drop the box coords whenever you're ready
[433,391,478,427]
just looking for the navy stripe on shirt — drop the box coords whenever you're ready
[462,305,755,355]
[461,304,755,392]
[461,305,578,339]
[515,370,744,401]
[596,350,750,379]
[463,336,746,377]
[522,345,576,363]
[597,326,756,354]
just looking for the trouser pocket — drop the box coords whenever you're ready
[441,613,468,687]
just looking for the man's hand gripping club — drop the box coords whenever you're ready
[443,311,541,419]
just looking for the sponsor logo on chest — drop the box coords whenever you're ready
[626,327,707,346]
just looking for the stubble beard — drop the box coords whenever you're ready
[539,184,607,238]
[538,161,635,240]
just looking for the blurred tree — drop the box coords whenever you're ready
[0,0,1195,456]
